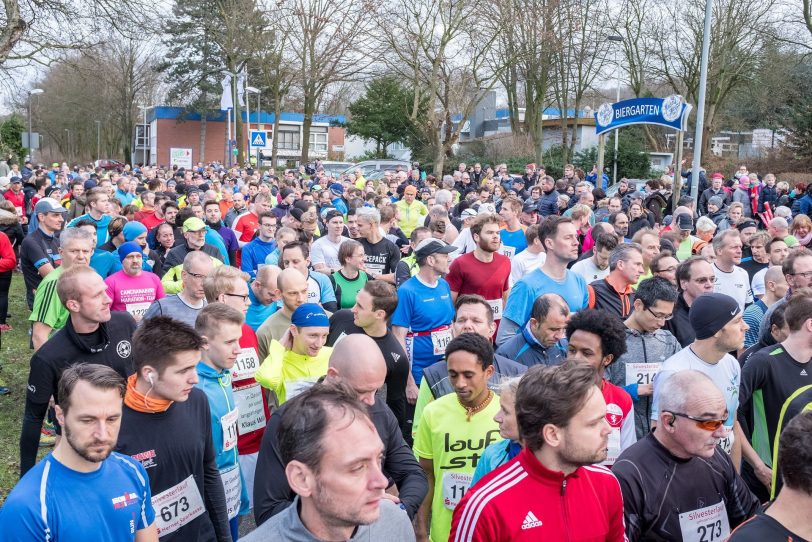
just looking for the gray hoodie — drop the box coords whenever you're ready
[606,327,680,439]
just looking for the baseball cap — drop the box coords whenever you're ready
[291,303,329,328]
[478,202,497,215]
[522,201,538,213]
[736,219,758,231]
[676,213,693,231]
[710,172,725,180]
[182,217,206,232]
[414,238,456,259]
[461,208,478,219]
[324,210,343,222]
[690,293,740,340]
[34,198,67,215]
[0,177,8,189]
[10,176,22,184]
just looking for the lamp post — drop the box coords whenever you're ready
[607,35,623,186]
[27,89,44,163]
[690,0,714,202]
[246,86,260,167]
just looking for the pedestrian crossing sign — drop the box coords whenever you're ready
[250,131,267,148]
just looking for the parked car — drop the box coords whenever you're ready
[94,159,126,171]
[340,160,411,178]
[318,161,354,178]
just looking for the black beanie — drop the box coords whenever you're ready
[689,293,741,340]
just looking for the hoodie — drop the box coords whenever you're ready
[195,362,250,519]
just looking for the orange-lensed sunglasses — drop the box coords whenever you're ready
[670,412,726,432]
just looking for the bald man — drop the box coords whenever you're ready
[247,264,282,331]
[256,268,309,360]
[253,334,428,525]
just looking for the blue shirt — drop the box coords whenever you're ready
[0,452,155,541]
[115,189,135,206]
[499,228,527,254]
[503,268,588,327]
[390,276,455,383]
[246,286,278,331]
[471,439,521,487]
[90,248,121,278]
[307,271,337,306]
[69,213,112,245]
[265,248,281,266]
[241,238,277,280]
[205,228,230,265]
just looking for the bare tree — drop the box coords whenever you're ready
[255,27,295,168]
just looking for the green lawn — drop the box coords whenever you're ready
[0,275,44,503]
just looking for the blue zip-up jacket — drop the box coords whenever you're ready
[495,323,567,367]
[240,238,277,280]
[195,362,250,518]
[205,228,230,265]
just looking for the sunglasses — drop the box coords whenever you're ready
[669,412,725,431]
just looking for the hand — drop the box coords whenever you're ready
[406,379,419,405]
[279,328,294,350]
[638,384,653,397]
[754,463,772,490]
[380,492,401,506]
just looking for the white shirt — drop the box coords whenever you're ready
[713,263,753,311]
[570,257,610,284]
[750,266,768,298]
[309,235,348,270]
[509,250,546,286]
[450,227,476,261]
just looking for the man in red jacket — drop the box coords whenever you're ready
[449,362,626,541]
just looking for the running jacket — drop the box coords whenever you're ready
[449,447,627,541]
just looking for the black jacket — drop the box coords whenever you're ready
[160,241,224,277]
[253,392,428,526]
[421,354,527,399]
[664,293,694,348]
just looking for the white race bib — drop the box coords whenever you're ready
[499,244,516,259]
[285,379,316,401]
[601,428,622,466]
[221,409,239,452]
[441,472,473,510]
[125,302,151,319]
[431,328,453,356]
[234,383,266,435]
[219,465,242,520]
[625,363,660,387]
[718,428,735,455]
[678,501,731,542]
[152,475,206,536]
[231,348,261,382]
[486,299,503,320]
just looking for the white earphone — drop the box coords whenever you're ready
[147,372,155,385]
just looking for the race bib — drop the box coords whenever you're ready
[219,466,241,520]
[442,472,473,510]
[678,501,730,542]
[286,379,316,401]
[601,428,622,466]
[234,383,266,435]
[625,363,660,387]
[231,348,260,382]
[221,409,239,452]
[152,475,206,536]
[14,206,22,217]
[718,428,734,455]
[499,244,516,259]
[125,302,151,319]
[487,299,503,320]
[431,328,453,356]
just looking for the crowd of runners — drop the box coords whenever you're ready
[0,157,811,541]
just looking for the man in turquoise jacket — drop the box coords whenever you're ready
[195,302,250,540]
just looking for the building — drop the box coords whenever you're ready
[144,106,346,167]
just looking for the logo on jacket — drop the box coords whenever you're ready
[112,491,139,509]
[606,403,623,427]
[521,511,543,530]
[117,340,131,358]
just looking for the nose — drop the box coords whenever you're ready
[712,424,728,440]
[189,372,199,385]
[94,420,111,440]
[370,462,388,491]
[359,391,375,406]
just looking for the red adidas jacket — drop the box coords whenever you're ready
[450,447,627,542]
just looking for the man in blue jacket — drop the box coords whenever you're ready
[536,175,560,217]
[240,212,277,281]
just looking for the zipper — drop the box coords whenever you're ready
[218,373,238,463]
[561,479,571,542]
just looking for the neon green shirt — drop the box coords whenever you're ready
[255,340,333,404]
[413,392,501,542]
[395,199,428,238]
[29,267,68,331]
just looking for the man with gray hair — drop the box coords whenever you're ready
[713,229,753,311]
[767,216,790,240]
[356,206,400,284]
[613,370,760,541]
[587,243,644,319]
[142,250,213,327]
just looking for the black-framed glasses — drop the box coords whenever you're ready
[668,412,726,432]
[790,271,812,279]
[646,307,673,321]
[183,270,207,279]
[223,292,249,303]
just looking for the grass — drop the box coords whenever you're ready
[0,275,44,504]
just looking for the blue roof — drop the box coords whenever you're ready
[150,106,345,125]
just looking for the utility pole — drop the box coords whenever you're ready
[607,35,623,186]
[690,0,714,202]
[27,89,44,162]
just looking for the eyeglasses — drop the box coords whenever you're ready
[646,307,673,321]
[669,412,726,431]
[654,266,677,274]
[790,271,812,279]
[183,270,207,280]
[223,292,249,303]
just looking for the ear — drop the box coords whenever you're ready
[54,404,66,428]
[64,298,81,313]
[542,423,563,449]
[633,298,644,313]
[199,335,210,351]
[602,354,614,368]
[484,364,495,379]
[289,324,299,338]
[285,460,315,497]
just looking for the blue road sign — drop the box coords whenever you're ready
[250,131,267,148]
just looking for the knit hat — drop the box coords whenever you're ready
[329,183,344,197]
[708,195,724,208]
[403,185,417,196]
[117,241,142,261]
[291,303,329,328]
[123,221,148,242]
[280,187,294,200]
[690,293,741,340]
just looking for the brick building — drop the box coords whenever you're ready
[144,106,346,167]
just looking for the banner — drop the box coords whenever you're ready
[220,74,232,111]
[595,95,692,136]
[170,148,193,169]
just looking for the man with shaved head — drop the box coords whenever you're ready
[256,267,308,360]
[246,264,282,331]
[253,334,428,525]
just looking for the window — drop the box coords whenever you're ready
[309,128,328,153]
[278,130,299,150]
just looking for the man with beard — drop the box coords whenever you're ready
[446,214,511,332]
[449,362,626,541]
[203,200,239,265]
[224,192,247,228]
[1,364,158,541]
[614,371,760,541]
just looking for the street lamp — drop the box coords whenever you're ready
[690,0,714,202]
[246,86,261,166]
[27,89,44,163]
[607,35,623,186]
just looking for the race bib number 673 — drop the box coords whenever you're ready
[152,475,205,536]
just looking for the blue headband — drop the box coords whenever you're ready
[118,241,142,261]
[291,303,329,327]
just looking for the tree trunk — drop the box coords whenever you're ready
[232,72,244,164]
[199,116,207,162]
[300,95,315,165]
